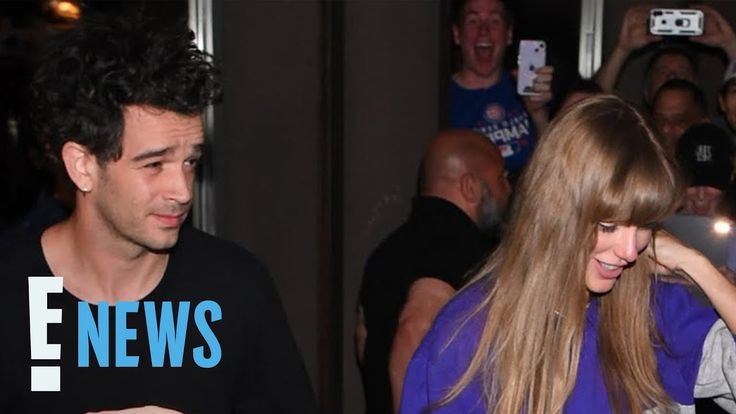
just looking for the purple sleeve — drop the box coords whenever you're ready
[400,282,487,414]
[654,282,721,404]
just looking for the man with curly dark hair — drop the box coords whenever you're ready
[0,15,316,414]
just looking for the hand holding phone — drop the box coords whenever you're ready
[517,40,546,96]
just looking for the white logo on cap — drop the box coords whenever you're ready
[695,144,712,162]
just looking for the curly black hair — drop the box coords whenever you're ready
[31,14,221,164]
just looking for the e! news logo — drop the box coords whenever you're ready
[28,277,222,392]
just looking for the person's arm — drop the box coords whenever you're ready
[690,5,736,60]
[595,5,661,92]
[650,231,736,333]
[522,65,554,135]
[389,277,455,413]
[355,305,368,367]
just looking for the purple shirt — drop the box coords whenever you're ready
[401,279,721,413]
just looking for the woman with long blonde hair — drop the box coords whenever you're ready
[400,95,736,413]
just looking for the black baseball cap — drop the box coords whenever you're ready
[676,123,734,190]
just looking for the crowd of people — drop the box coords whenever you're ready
[358,0,736,413]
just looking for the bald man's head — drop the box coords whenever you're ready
[420,129,510,230]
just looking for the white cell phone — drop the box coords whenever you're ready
[650,9,703,36]
[517,40,546,96]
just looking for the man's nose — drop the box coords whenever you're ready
[662,122,677,138]
[166,167,193,205]
[697,186,706,200]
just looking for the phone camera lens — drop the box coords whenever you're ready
[675,18,683,26]
[534,48,539,53]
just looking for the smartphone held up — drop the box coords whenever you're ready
[650,9,703,36]
[517,40,545,96]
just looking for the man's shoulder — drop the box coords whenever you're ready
[172,226,271,286]
[362,212,485,291]
[0,234,46,299]
[173,227,262,267]
[367,211,476,264]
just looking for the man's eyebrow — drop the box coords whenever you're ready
[131,147,174,162]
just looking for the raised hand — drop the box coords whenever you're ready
[691,5,736,59]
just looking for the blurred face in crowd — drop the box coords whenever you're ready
[719,81,736,131]
[453,0,512,87]
[645,53,696,104]
[652,89,704,153]
[684,186,724,216]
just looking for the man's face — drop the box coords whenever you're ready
[719,82,736,131]
[684,185,724,216]
[453,0,512,82]
[653,89,703,152]
[645,53,696,104]
[89,105,203,252]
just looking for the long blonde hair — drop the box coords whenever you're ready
[443,96,682,413]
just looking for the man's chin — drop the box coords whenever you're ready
[143,231,181,253]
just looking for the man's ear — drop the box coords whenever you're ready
[718,94,726,113]
[452,24,461,46]
[459,173,481,204]
[506,25,513,46]
[61,141,97,193]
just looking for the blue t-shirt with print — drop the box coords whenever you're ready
[449,71,537,175]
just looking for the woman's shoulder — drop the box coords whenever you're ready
[414,277,490,374]
[428,277,490,352]
[652,279,720,354]
[652,279,716,318]
[401,278,490,413]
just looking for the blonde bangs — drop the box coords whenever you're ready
[568,101,682,228]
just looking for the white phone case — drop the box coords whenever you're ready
[517,40,546,96]
[650,9,703,36]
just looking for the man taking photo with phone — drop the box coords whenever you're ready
[449,0,554,182]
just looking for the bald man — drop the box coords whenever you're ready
[356,130,510,413]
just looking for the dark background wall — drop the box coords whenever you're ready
[214,0,323,397]
[342,2,442,413]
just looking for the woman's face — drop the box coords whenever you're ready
[585,223,652,294]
